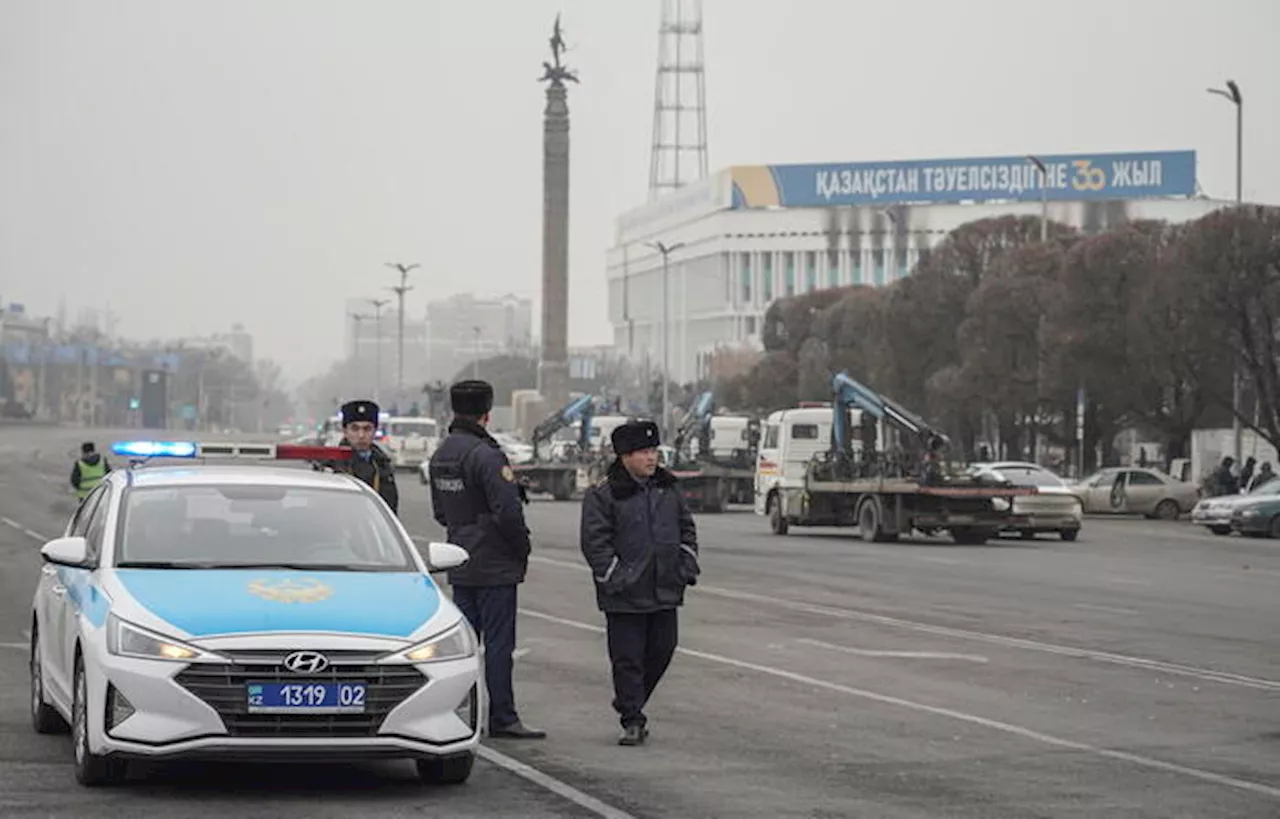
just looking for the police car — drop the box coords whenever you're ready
[29,439,482,787]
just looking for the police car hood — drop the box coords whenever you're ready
[109,568,447,646]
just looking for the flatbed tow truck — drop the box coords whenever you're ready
[511,394,597,501]
[667,391,758,513]
[767,372,1036,545]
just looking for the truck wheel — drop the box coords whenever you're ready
[705,480,729,513]
[769,495,788,535]
[552,473,573,501]
[858,499,895,543]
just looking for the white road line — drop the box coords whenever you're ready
[0,516,21,530]
[520,608,1280,800]
[512,647,532,661]
[523,554,1280,692]
[6,524,635,819]
[798,637,989,663]
[22,528,44,542]
[477,746,639,819]
[1074,603,1139,616]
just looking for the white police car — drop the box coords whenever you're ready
[29,440,482,787]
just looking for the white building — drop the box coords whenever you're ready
[605,150,1233,384]
[182,323,254,364]
[425,293,533,382]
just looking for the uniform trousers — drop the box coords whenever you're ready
[452,585,519,730]
[605,609,679,728]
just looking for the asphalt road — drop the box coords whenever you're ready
[1,426,1278,817]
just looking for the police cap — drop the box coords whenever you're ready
[612,420,661,456]
[450,380,494,416]
[341,400,380,426]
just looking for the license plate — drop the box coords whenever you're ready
[246,682,367,714]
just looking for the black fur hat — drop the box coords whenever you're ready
[611,420,661,456]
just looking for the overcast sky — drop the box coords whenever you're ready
[2,0,1277,383]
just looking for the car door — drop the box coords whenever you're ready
[43,485,104,706]
[1084,470,1118,512]
[1124,470,1166,514]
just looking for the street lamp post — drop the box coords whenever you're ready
[368,298,390,402]
[1026,155,1048,241]
[385,262,419,406]
[471,326,482,379]
[350,312,369,393]
[1208,79,1243,467]
[646,240,684,441]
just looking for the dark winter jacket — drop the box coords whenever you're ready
[321,441,400,514]
[428,419,531,587]
[579,460,700,614]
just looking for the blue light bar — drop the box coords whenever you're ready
[111,440,199,459]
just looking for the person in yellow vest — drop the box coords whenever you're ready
[70,441,111,501]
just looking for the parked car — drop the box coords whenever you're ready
[973,465,1082,541]
[1191,477,1280,535]
[1229,494,1280,539]
[1067,467,1201,519]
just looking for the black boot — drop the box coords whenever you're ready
[617,723,645,746]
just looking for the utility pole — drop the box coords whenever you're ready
[1026,155,1048,241]
[385,262,419,406]
[471,326,482,379]
[646,240,684,441]
[1208,79,1243,467]
[367,299,390,402]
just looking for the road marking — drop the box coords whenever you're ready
[520,608,1280,800]
[1074,603,1139,616]
[512,647,531,661]
[523,554,1280,692]
[798,637,989,663]
[1,517,20,530]
[4,523,637,819]
[477,746,639,819]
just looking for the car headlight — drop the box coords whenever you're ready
[1241,508,1263,518]
[393,621,477,664]
[106,614,222,662]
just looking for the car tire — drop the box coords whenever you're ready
[30,629,68,734]
[1269,515,1280,540]
[416,751,475,785]
[72,655,126,787]
[1060,529,1079,542]
[1208,525,1231,536]
[1154,499,1180,520]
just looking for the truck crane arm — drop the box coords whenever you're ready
[529,394,597,460]
[830,372,949,456]
[672,390,715,460]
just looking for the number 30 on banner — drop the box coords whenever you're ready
[1071,159,1107,191]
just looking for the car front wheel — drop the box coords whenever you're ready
[30,630,68,734]
[72,655,126,786]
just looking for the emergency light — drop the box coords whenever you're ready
[111,441,354,462]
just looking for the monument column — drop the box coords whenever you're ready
[537,16,577,410]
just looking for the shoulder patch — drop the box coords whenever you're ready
[501,465,515,482]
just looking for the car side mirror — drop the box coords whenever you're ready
[41,536,89,567]
[424,541,469,572]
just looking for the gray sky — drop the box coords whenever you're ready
[2,0,1277,383]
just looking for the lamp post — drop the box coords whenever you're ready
[1208,79,1243,466]
[646,240,684,441]
[385,262,419,406]
[1026,155,1048,241]
[471,326,482,379]
[367,298,390,402]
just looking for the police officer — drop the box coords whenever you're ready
[428,379,545,740]
[70,441,111,502]
[323,400,399,515]
[580,420,700,746]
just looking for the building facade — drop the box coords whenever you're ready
[605,150,1232,384]
[425,293,533,382]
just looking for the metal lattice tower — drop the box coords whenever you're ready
[648,0,708,200]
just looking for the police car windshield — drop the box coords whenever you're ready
[115,485,414,571]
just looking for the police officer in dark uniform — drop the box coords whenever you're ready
[322,400,399,515]
[580,420,700,745]
[428,380,545,739]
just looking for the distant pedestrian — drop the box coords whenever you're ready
[580,420,701,745]
[70,442,111,502]
[1211,456,1239,497]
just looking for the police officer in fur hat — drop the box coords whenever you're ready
[428,379,545,739]
[322,400,399,515]
[579,419,701,746]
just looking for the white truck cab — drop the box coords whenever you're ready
[754,406,836,516]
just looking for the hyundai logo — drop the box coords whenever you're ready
[282,651,330,674]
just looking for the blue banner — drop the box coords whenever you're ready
[729,151,1196,209]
